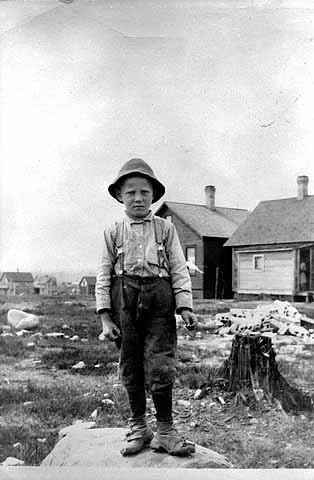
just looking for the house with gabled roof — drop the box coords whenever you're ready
[33,275,57,296]
[0,271,34,296]
[225,175,314,301]
[155,186,249,299]
[79,276,96,297]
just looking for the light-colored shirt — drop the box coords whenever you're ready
[95,211,193,313]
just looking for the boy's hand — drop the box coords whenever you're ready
[180,309,198,331]
[99,312,121,341]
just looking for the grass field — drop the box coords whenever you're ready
[1,296,314,467]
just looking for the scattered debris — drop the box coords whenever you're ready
[214,301,314,339]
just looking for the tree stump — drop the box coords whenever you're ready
[214,334,313,412]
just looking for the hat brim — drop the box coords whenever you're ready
[108,173,165,204]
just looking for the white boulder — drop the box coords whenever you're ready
[7,309,40,330]
[1,456,25,466]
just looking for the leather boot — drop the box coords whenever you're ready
[120,415,154,456]
[150,420,195,456]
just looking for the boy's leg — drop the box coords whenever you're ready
[112,276,153,455]
[143,280,195,456]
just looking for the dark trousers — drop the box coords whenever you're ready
[111,274,177,421]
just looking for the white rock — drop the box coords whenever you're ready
[31,332,43,340]
[72,361,86,370]
[46,332,65,338]
[177,399,191,408]
[70,335,80,342]
[23,401,34,408]
[26,342,35,348]
[194,388,204,400]
[1,456,25,466]
[7,309,40,330]
[16,329,30,337]
[90,408,99,419]
[102,398,114,407]
[1,332,14,337]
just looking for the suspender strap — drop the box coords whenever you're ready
[115,220,125,275]
[153,217,169,275]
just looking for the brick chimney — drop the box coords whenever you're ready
[297,175,309,200]
[205,185,216,211]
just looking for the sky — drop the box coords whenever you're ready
[1,0,314,278]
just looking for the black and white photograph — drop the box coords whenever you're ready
[1,1,314,478]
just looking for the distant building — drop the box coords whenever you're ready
[79,276,96,296]
[155,186,249,299]
[225,175,314,301]
[33,275,57,295]
[0,272,34,296]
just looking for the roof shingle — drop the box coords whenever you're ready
[225,195,314,247]
[1,272,34,282]
[156,201,249,238]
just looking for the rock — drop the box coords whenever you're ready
[177,399,191,408]
[1,456,25,466]
[1,325,11,332]
[58,422,96,440]
[70,335,80,342]
[16,329,31,337]
[41,426,230,468]
[31,332,44,339]
[102,398,114,407]
[23,401,34,408]
[1,332,14,337]
[72,361,86,370]
[90,408,99,419]
[7,309,40,330]
[46,332,65,338]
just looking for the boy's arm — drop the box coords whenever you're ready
[95,226,115,313]
[165,222,193,313]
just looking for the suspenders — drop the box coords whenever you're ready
[114,217,168,276]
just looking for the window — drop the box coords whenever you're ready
[186,246,196,275]
[165,215,172,223]
[253,255,264,271]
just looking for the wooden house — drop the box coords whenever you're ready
[0,272,34,296]
[79,276,96,297]
[33,275,57,296]
[225,175,314,301]
[155,186,249,299]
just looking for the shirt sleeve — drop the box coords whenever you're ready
[165,222,193,313]
[95,225,115,312]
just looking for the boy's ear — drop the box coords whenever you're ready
[116,189,122,202]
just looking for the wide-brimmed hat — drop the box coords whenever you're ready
[108,158,165,203]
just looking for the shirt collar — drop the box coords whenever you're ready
[124,210,153,224]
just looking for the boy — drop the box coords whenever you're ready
[96,158,197,457]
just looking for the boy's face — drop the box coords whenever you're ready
[117,176,154,218]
